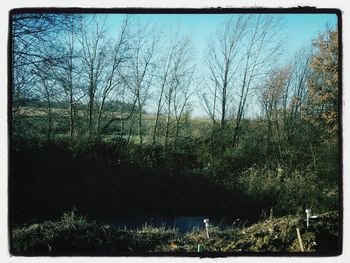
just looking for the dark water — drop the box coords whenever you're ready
[100,214,246,233]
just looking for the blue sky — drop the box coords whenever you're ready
[104,13,337,117]
[106,13,337,60]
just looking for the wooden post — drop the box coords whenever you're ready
[296,227,304,252]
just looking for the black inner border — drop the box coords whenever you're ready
[7,6,343,258]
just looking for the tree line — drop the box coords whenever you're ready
[12,13,338,149]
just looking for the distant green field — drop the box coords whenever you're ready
[14,105,213,143]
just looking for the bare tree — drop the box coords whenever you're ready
[49,15,84,141]
[12,14,67,68]
[11,13,68,138]
[201,15,249,129]
[122,20,158,145]
[31,59,63,142]
[77,15,108,136]
[201,15,283,149]
[284,47,311,144]
[231,15,283,147]
[260,47,311,163]
[261,66,292,162]
[163,34,194,146]
[173,71,194,149]
[95,17,131,135]
[151,32,176,146]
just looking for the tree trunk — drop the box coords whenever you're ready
[165,102,171,146]
[137,96,143,146]
[69,91,74,141]
[152,82,166,147]
[88,65,94,136]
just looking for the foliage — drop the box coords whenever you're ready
[307,27,339,141]
[12,210,132,253]
[131,224,178,251]
[236,164,338,215]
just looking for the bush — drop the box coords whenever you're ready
[131,224,179,252]
[236,165,337,215]
[12,210,133,253]
[12,210,179,254]
[236,165,282,212]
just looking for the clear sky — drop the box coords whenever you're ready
[106,13,337,54]
[104,13,338,117]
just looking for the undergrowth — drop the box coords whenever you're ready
[11,210,339,254]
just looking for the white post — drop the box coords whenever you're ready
[203,218,209,239]
[305,209,311,228]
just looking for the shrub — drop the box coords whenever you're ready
[12,210,132,253]
[236,165,337,215]
[237,165,281,211]
[131,224,179,252]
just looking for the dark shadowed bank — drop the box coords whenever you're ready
[11,137,261,224]
[11,210,339,255]
[11,137,338,225]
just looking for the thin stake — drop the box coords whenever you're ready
[296,227,304,252]
[305,209,311,228]
[203,219,210,239]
